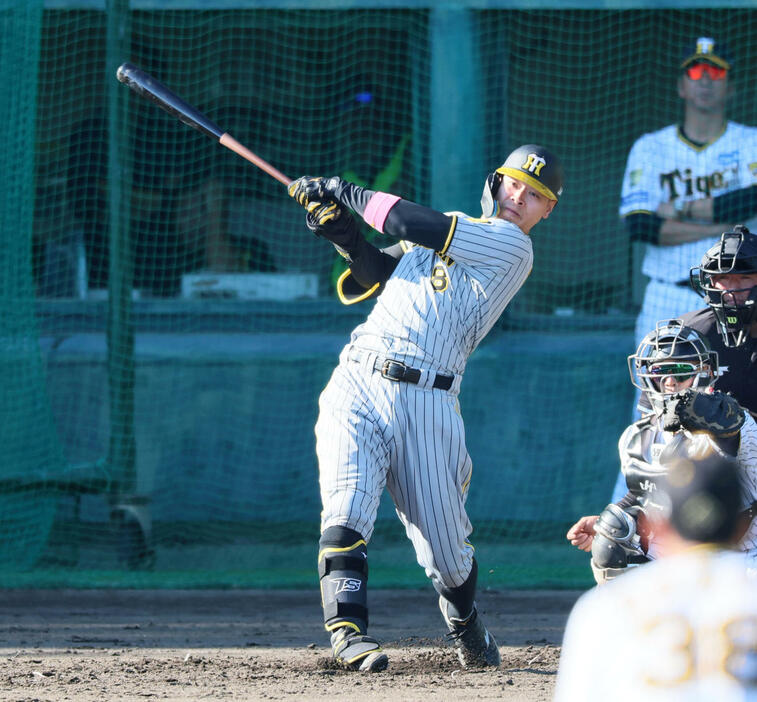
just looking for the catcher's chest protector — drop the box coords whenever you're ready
[621,420,669,505]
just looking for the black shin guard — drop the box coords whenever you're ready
[434,559,478,620]
[318,526,370,634]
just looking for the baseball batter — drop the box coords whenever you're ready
[287,144,563,672]
[556,448,757,702]
[620,37,757,362]
[569,320,757,583]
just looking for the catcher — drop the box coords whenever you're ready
[567,318,757,583]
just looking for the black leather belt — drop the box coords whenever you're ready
[378,359,454,390]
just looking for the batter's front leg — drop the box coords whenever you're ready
[313,363,391,671]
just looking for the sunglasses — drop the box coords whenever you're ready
[685,62,727,81]
[649,363,697,382]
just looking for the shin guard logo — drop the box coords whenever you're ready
[331,577,362,594]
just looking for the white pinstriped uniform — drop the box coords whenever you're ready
[555,547,757,702]
[620,122,757,349]
[316,213,533,588]
[618,413,757,573]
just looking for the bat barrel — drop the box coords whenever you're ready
[116,62,224,141]
[116,62,290,186]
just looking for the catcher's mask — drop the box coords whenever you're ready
[480,143,564,218]
[628,319,718,416]
[690,225,757,347]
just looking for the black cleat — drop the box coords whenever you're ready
[439,596,501,668]
[330,627,389,672]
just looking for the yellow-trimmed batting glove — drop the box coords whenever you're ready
[305,203,360,251]
[305,201,341,230]
[288,175,348,209]
[288,176,326,209]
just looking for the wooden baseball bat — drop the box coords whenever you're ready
[116,62,292,186]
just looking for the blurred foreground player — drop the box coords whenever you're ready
[556,443,757,701]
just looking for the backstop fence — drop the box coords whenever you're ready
[2,2,754,588]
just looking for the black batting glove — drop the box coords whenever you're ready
[305,202,360,251]
[288,176,324,209]
[305,201,340,229]
[288,175,348,209]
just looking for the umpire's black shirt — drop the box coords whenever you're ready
[679,307,757,418]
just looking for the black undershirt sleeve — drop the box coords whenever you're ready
[625,212,663,245]
[336,182,455,251]
[713,185,757,223]
[346,238,403,289]
[382,200,454,251]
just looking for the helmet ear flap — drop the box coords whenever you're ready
[480,172,503,218]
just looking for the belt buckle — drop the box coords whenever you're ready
[381,359,405,382]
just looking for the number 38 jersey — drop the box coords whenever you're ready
[348,213,533,377]
[619,121,757,283]
[555,547,757,701]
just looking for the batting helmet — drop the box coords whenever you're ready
[690,225,757,347]
[628,319,718,415]
[480,144,564,218]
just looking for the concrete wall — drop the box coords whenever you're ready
[41,322,634,526]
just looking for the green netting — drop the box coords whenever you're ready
[4,5,756,589]
[0,0,61,571]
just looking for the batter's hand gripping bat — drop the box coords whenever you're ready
[116,62,291,186]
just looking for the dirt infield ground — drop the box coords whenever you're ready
[0,588,583,701]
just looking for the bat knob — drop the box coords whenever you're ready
[116,62,134,83]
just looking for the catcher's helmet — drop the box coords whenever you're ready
[690,224,757,347]
[628,319,718,415]
[480,144,564,218]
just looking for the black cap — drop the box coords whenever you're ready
[680,36,733,71]
[658,435,743,543]
[496,144,563,201]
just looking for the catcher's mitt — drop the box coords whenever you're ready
[661,389,745,437]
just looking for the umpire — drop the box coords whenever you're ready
[684,224,757,415]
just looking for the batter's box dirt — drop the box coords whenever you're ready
[0,588,581,701]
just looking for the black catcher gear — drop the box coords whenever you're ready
[628,319,718,416]
[690,225,757,347]
[590,503,647,584]
[661,388,745,438]
[591,503,644,565]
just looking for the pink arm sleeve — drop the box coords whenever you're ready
[362,192,401,233]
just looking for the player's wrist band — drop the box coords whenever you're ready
[363,192,401,233]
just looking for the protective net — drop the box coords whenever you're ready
[5,5,756,588]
